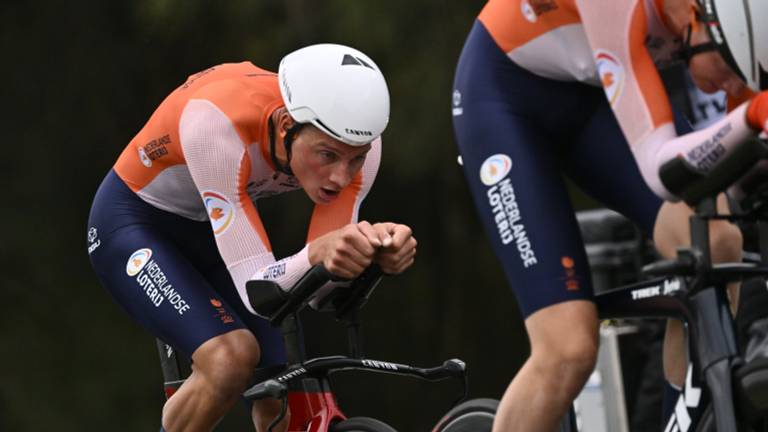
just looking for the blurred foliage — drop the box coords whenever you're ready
[1,1,599,430]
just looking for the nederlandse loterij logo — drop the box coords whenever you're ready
[594,50,625,106]
[480,154,513,186]
[126,248,152,276]
[138,147,152,168]
[521,0,537,22]
[202,191,235,236]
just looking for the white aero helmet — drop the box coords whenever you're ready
[697,0,768,91]
[278,44,390,146]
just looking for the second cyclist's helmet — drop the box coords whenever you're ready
[696,0,767,90]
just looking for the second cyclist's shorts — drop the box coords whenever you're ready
[452,21,677,318]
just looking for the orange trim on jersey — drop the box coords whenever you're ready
[746,92,768,131]
[652,0,674,31]
[478,0,580,53]
[305,172,363,243]
[238,153,272,251]
[629,1,674,129]
[728,88,756,113]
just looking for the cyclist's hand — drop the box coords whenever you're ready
[309,221,381,279]
[372,222,417,275]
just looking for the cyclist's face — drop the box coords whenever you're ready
[682,22,746,96]
[290,125,371,204]
[664,0,749,97]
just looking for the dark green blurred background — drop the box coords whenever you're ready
[1,1,597,430]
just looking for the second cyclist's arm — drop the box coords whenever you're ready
[577,0,765,200]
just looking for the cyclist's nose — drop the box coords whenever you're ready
[328,163,352,187]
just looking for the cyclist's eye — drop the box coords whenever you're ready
[319,150,337,161]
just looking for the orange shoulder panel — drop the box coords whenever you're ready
[114,63,282,191]
[629,1,673,129]
[478,0,580,53]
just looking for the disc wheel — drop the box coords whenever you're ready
[330,416,397,432]
[433,398,498,432]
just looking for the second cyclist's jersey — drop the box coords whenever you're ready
[113,62,381,314]
[477,0,758,199]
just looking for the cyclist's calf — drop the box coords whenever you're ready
[496,301,598,431]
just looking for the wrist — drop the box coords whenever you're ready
[308,231,333,265]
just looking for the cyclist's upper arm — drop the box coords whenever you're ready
[577,0,757,200]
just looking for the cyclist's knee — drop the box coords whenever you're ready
[193,330,261,395]
[708,220,743,263]
[527,303,599,384]
[534,333,598,382]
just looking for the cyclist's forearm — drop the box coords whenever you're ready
[632,102,757,200]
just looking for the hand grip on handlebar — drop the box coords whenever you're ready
[242,379,287,401]
[418,359,466,380]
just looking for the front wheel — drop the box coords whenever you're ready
[432,398,498,432]
[330,417,397,432]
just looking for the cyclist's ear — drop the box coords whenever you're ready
[274,107,295,139]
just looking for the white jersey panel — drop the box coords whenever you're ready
[135,165,208,221]
[179,99,280,315]
[509,24,600,85]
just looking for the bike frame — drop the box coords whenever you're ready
[592,202,768,431]
[242,267,467,432]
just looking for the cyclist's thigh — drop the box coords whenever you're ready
[452,22,599,319]
[88,171,265,360]
[202,264,286,367]
[565,102,698,235]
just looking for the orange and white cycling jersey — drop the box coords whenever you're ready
[114,62,380,314]
[478,0,757,199]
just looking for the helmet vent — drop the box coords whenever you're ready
[341,54,374,70]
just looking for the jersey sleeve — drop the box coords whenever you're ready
[179,84,281,315]
[576,0,758,200]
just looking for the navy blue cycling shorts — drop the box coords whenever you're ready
[452,21,668,318]
[87,170,285,365]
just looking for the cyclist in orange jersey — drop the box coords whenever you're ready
[87,44,416,432]
[452,0,767,430]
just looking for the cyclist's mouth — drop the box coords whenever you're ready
[318,187,340,202]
